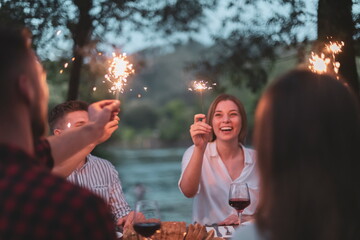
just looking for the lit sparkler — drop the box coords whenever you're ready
[308,40,345,77]
[188,80,215,113]
[104,52,135,99]
[326,41,344,75]
[308,53,330,74]
[326,41,344,55]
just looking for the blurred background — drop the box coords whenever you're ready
[1,0,359,223]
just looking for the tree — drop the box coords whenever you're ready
[194,0,360,96]
[0,0,219,100]
[318,0,359,95]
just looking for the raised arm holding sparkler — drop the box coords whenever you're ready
[179,94,259,226]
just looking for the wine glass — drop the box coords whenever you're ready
[133,200,161,240]
[228,182,251,225]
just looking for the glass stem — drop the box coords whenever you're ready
[238,211,242,225]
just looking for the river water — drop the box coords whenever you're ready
[108,147,193,223]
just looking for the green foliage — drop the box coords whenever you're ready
[158,99,193,143]
[192,0,359,95]
[122,101,159,129]
[43,60,69,108]
[44,39,302,148]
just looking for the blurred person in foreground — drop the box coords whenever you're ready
[232,69,360,240]
[179,94,259,225]
[0,25,119,239]
[49,100,133,228]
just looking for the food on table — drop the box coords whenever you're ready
[123,221,223,240]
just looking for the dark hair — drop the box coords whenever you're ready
[48,100,89,133]
[207,94,248,143]
[254,69,360,240]
[0,25,32,106]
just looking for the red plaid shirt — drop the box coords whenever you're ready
[0,139,116,240]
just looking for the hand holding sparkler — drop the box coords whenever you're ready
[189,114,212,148]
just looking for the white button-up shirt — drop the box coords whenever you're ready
[179,141,259,225]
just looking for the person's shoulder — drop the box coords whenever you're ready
[183,145,195,157]
[43,169,101,199]
[29,167,108,212]
[88,154,115,169]
[41,172,116,239]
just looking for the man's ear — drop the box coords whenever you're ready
[54,129,62,135]
[17,75,35,105]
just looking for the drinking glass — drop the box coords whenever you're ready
[228,182,251,225]
[133,200,161,240]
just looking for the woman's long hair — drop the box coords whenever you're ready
[254,69,360,240]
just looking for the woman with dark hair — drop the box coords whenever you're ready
[232,69,360,240]
[179,94,259,225]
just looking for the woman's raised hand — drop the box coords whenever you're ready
[190,114,212,149]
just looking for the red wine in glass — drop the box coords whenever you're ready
[229,198,251,212]
[229,183,251,225]
[133,200,161,240]
[133,222,161,238]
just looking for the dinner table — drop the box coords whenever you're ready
[120,215,254,240]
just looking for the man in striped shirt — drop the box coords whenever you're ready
[49,100,133,226]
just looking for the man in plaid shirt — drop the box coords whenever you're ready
[0,26,119,239]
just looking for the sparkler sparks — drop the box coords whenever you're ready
[326,41,344,55]
[308,40,345,77]
[188,80,214,92]
[308,53,330,74]
[188,80,216,113]
[104,52,135,99]
[59,57,75,74]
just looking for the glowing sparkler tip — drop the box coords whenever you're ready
[308,39,345,76]
[189,80,214,92]
[326,41,345,55]
[104,52,135,95]
[308,52,330,74]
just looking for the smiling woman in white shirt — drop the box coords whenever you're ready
[178,94,259,225]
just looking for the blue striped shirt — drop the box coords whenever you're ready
[67,154,131,222]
